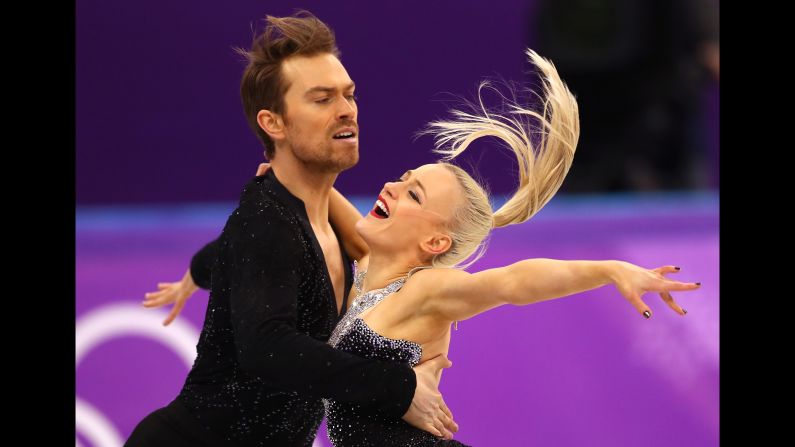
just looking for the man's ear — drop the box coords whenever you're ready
[257,110,285,143]
[420,233,452,257]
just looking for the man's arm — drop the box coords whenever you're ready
[142,239,219,325]
[189,238,219,289]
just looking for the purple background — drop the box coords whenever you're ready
[76,194,718,446]
[77,1,718,445]
[77,0,718,205]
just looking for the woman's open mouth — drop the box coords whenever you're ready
[369,195,390,219]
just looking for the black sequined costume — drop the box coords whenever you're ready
[126,169,416,447]
[324,266,471,447]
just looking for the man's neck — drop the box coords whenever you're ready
[269,156,336,229]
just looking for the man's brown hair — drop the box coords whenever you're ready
[236,11,340,159]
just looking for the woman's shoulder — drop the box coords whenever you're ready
[403,267,471,296]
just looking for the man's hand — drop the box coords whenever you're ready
[403,354,459,440]
[142,269,199,326]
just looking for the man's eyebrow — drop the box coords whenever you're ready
[304,82,356,95]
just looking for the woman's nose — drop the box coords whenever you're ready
[383,182,398,199]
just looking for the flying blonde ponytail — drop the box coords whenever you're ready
[424,49,580,269]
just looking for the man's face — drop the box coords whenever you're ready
[279,53,359,173]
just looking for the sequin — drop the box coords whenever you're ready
[325,267,470,447]
[176,171,351,447]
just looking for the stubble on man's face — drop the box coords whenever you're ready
[286,116,359,173]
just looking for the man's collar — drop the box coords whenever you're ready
[259,168,307,219]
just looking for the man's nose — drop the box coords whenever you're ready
[336,96,356,120]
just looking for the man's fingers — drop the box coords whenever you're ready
[163,301,186,326]
[440,402,456,431]
[441,402,454,421]
[425,423,443,438]
[438,407,458,433]
[431,417,450,439]
[142,293,164,307]
[143,290,170,307]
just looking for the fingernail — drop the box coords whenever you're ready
[695,282,701,286]
[674,266,681,270]
[643,311,651,319]
[682,309,688,315]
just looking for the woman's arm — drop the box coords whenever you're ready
[328,187,369,261]
[257,163,369,261]
[418,259,700,322]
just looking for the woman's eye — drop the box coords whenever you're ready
[409,191,421,203]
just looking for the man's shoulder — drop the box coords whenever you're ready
[226,180,302,238]
[236,178,294,217]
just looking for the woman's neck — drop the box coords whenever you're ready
[360,250,427,294]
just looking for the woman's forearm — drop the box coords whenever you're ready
[329,187,369,261]
[503,259,619,305]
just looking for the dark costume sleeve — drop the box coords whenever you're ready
[224,205,416,418]
[189,238,219,290]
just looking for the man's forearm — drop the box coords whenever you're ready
[235,320,415,416]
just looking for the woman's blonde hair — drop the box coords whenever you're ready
[426,49,580,269]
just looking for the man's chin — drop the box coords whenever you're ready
[328,149,359,172]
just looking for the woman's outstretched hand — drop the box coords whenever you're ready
[609,262,700,318]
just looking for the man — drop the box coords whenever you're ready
[127,11,457,447]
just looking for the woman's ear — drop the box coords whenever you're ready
[421,233,452,256]
[257,110,285,142]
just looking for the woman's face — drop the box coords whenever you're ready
[356,163,462,261]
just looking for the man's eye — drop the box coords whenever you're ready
[316,98,331,104]
[347,95,358,101]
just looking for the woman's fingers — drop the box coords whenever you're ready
[652,265,681,275]
[625,292,652,319]
[660,280,701,292]
[659,291,687,316]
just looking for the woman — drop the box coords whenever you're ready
[146,50,699,446]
